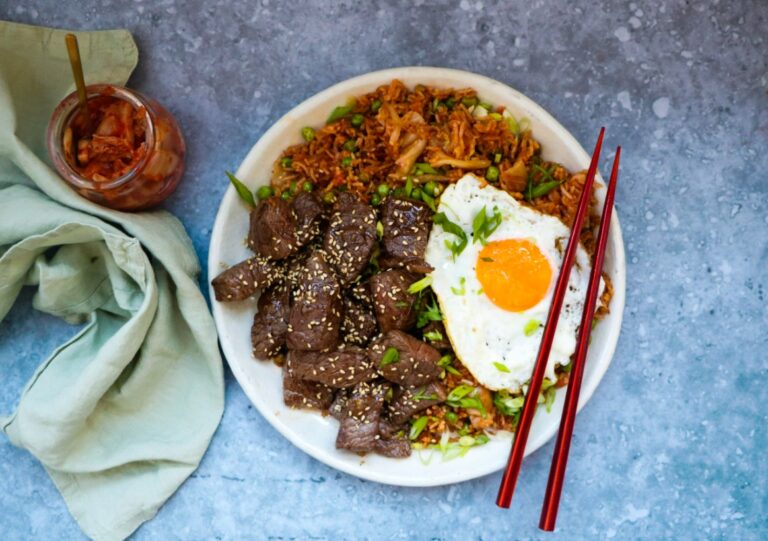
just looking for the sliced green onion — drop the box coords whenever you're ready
[411,187,423,200]
[327,105,353,123]
[479,101,493,111]
[494,153,502,164]
[433,212,468,258]
[458,435,475,447]
[376,220,384,240]
[404,176,413,197]
[379,347,400,366]
[524,319,541,337]
[409,416,429,440]
[414,162,439,175]
[424,329,443,342]
[493,362,511,373]
[445,411,458,423]
[529,180,562,199]
[408,275,433,294]
[421,192,437,212]
[289,181,298,195]
[446,385,474,402]
[489,112,503,120]
[301,126,315,141]
[461,96,478,107]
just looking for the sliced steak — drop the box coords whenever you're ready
[374,436,412,458]
[421,320,451,351]
[387,382,446,426]
[211,256,280,302]
[286,250,343,351]
[248,197,297,260]
[341,296,378,346]
[289,346,375,389]
[329,389,350,420]
[322,192,377,284]
[370,330,442,386]
[335,380,390,453]
[251,284,291,358]
[282,364,334,410]
[291,191,325,245]
[380,197,433,273]
[348,281,373,305]
[369,269,418,332]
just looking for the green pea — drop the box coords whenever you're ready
[350,114,364,127]
[302,181,314,192]
[411,187,423,200]
[301,126,315,142]
[371,99,382,113]
[280,157,292,168]
[445,97,455,108]
[486,165,500,182]
[289,181,298,195]
[323,191,336,204]
[343,139,357,152]
[377,184,391,197]
[424,181,439,197]
[392,187,405,198]
[341,156,352,167]
[281,191,292,200]
[256,185,274,200]
[445,411,458,424]
[370,193,382,206]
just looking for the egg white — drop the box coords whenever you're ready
[425,174,597,392]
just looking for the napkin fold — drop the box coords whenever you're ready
[0,21,224,540]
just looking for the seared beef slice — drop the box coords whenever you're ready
[211,256,280,302]
[286,250,342,351]
[335,381,390,453]
[291,191,324,245]
[248,197,298,260]
[341,296,378,346]
[282,363,334,410]
[380,197,432,272]
[369,269,418,332]
[387,382,446,426]
[370,330,442,386]
[251,284,291,358]
[322,192,377,284]
[289,346,375,388]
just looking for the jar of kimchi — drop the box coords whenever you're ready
[47,84,186,211]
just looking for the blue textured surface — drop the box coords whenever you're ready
[1,1,767,539]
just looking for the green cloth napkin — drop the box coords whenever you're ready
[0,21,224,540]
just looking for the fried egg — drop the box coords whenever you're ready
[425,174,596,392]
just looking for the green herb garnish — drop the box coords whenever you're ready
[409,416,429,440]
[450,277,466,296]
[416,296,443,328]
[226,171,255,207]
[433,212,468,257]
[376,220,384,240]
[424,329,444,342]
[327,105,353,123]
[379,347,400,366]
[472,206,503,245]
[414,162,439,175]
[408,275,433,294]
[493,362,510,373]
[524,319,541,337]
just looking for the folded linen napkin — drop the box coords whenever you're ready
[0,21,224,540]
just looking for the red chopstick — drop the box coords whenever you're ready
[496,127,605,509]
[539,147,621,531]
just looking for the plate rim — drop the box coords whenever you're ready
[208,66,626,487]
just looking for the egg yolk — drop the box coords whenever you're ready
[476,239,553,312]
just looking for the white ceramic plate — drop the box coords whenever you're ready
[208,67,626,487]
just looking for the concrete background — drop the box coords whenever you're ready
[1,1,766,539]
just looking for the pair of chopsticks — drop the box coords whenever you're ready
[496,127,621,531]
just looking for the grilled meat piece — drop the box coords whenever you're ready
[335,380,390,453]
[387,382,446,426]
[291,191,325,245]
[288,346,375,389]
[282,364,334,410]
[370,330,442,386]
[322,192,377,284]
[341,296,378,346]
[286,250,343,351]
[248,197,297,260]
[379,197,433,273]
[374,436,412,458]
[211,256,280,302]
[369,269,418,332]
[251,284,291,358]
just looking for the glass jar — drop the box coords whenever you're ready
[47,84,186,211]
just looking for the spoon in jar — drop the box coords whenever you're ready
[65,33,92,134]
